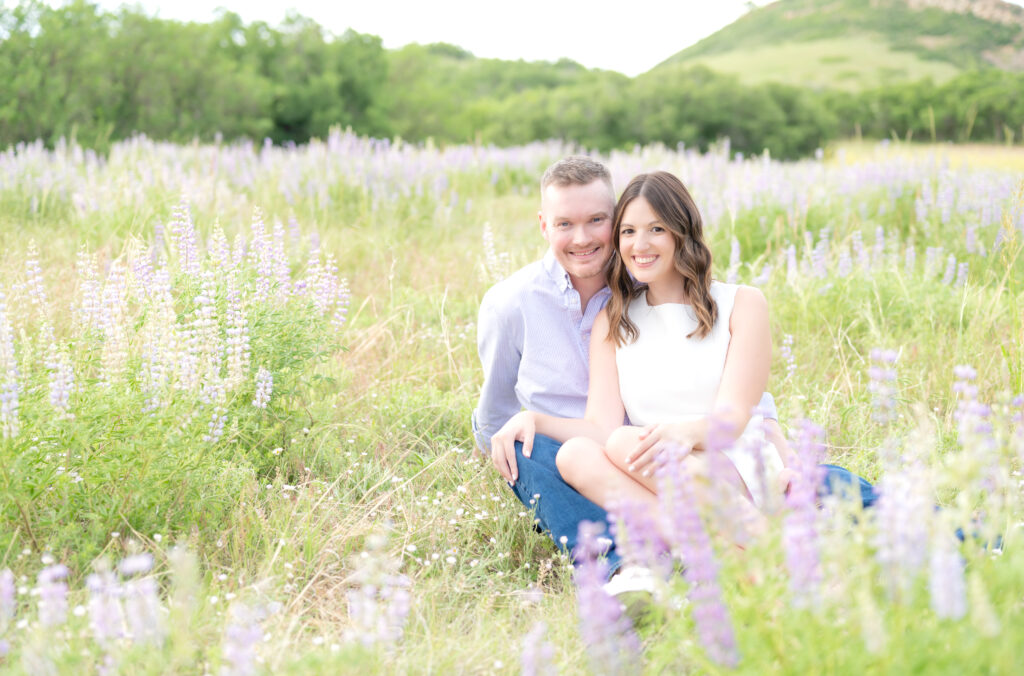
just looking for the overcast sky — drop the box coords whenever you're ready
[51,0,1024,76]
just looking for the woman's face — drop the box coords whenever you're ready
[618,196,682,288]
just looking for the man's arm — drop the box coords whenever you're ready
[472,286,524,462]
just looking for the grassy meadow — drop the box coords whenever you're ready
[0,131,1023,674]
[678,36,961,91]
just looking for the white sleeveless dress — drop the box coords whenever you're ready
[615,282,784,508]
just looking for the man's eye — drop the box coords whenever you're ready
[592,216,604,223]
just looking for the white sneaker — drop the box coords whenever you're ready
[602,565,657,597]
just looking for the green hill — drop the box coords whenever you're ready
[658,0,1024,89]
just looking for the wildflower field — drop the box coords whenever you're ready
[0,131,1022,674]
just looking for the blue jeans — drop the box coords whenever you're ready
[508,435,622,575]
[819,463,879,507]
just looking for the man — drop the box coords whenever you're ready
[472,156,872,581]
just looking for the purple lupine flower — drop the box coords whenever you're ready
[657,448,739,668]
[272,220,292,298]
[852,229,868,268]
[955,262,968,287]
[124,576,164,645]
[118,554,153,576]
[1,569,15,623]
[345,574,413,647]
[520,621,556,676]
[810,230,828,279]
[783,421,826,607]
[951,365,994,448]
[252,368,272,409]
[872,467,932,600]
[904,245,916,274]
[0,288,20,440]
[168,202,201,277]
[837,247,852,277]
[941,254,956,285]
[36,564,69,627]
[250,209,274,303]
[86,570,125,644]
[608,499,669,577]
[225,274,250,389]
[868,348,899,424]
[221,603,265,676]
[785,244,798,279]
[780,334,796,380]
[872,225,886,262]
[924,246,941,277]
[572,521,641,675]
[752,263,772,286]
[928,532,967,620]
[74,249,104,334]
[45,342,75,416]
[965,223,978,255]
[209,223,232,270]
[99,260,130,385]
[204,404,228,444]
[24,241,48,317]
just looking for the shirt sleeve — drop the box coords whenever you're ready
[471,286,524,452]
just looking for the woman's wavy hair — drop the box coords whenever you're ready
[606,171,717,346]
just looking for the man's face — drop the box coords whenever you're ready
[539,180,616,285]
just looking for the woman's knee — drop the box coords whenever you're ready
[602,426,633,463]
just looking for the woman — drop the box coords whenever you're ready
[492,171,793,537]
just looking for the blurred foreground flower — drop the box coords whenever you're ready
[573,520,641,676]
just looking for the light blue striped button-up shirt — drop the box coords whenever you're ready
[471,249,776,451]
[472,250,610,452]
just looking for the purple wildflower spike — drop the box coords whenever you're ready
[520,621,556,676]
[572,520,641,675]
[657,448,740,668]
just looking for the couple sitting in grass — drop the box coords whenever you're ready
[472,156,874,596]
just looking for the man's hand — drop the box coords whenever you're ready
[490,411,536,485]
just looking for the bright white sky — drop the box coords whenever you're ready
[46,0,1024,76]
[79,0,775,76]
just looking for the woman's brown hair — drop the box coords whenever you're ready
[605,171,717,345]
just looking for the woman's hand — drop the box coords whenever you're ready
[625,423,697,476]
[490,411,536,485]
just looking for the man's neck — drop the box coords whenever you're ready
[572,275,607,313]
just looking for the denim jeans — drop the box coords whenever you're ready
[505,439,880,579]
[507,435,622,574]
[819,463,879,508]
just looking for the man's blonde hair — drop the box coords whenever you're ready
[540,155,613,194]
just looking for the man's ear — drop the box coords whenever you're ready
[538,210,549,240]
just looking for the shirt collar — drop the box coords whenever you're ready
[542,249,574,293]
[542,249,612,303]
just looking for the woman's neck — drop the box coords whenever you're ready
[645,277,689,306]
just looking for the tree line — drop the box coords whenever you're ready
[2,1,1022,159]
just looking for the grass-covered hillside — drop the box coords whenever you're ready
[660,0,1024,89]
